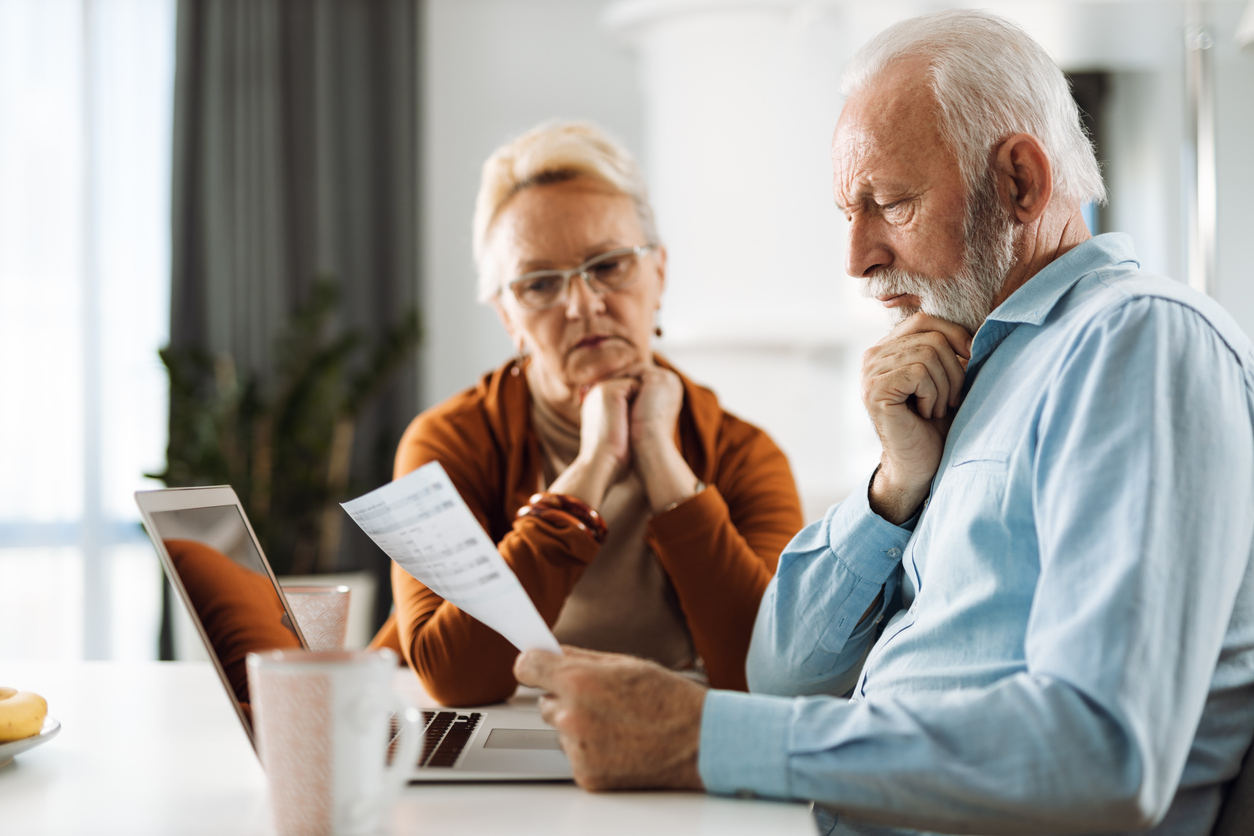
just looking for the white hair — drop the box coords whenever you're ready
[472,120,659,302]
[840,9,1106,207]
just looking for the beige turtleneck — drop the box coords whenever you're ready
[527,369,697,672]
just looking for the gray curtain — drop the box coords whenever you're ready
[168,0,418,626]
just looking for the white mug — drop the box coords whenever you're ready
[246,648,421,836]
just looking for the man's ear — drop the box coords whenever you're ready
[994,133,1053,225]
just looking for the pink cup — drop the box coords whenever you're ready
[282,585,351,651]
[246,649,420,836]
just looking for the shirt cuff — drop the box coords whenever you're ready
[824,470,913,583]
[699,689,796,800]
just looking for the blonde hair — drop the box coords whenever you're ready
[472,120,659,302]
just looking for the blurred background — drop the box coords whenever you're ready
[2,0,1252,662]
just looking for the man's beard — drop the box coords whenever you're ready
[863,167,1019,335]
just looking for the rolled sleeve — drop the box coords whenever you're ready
[698,689,796,799]
[824,469,915,578]
[746,470,909,696]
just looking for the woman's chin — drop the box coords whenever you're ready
[565,344,641,385]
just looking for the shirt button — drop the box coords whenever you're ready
[887,548,902,558]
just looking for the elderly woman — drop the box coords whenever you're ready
[372,120,802,706]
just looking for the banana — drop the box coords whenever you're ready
[0,688,48,742]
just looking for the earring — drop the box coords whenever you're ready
[654,326,663,338]
[511,341,528,376]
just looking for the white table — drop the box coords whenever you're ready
[0,662,814,835]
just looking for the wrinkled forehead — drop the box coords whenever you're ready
[831,61,954,201]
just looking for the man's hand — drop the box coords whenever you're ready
[861,313,972,524]
[514,647,707,792]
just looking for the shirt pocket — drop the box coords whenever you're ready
[948,450,1010,472]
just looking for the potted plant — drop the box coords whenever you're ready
[148,280,419,655]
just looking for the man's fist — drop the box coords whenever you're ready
[861,312,972,524]
[514,646,707,792]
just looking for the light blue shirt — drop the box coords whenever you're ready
[698,235,1254,835]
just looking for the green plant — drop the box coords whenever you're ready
[147,279,420,575]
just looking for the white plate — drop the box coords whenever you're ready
[0,716,61,768]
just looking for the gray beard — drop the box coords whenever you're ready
[862,168,1019,336]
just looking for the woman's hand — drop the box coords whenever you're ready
[629,367,684,452]
[629,368,701,514]
[579,377,638,476]
[550,366,701,515]
[549,376,638,510]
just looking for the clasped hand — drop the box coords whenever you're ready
[862,313,973,524]
[554,365,698,513]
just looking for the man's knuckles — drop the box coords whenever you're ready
[551,705,597,740]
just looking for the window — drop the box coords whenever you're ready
[0,0,176,660]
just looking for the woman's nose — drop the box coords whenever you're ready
[564,273,606,318]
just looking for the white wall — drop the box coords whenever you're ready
[421,0,1254,519]
[1212,0,1254,339]
[420,0,645,407]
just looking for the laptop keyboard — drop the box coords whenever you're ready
[388,710,483,769]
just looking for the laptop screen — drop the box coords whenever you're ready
[145,503,302,729]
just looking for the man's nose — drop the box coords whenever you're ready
[845,216,892,278]
[564,272,605,318]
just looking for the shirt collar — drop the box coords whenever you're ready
[985,232,1139,327]
[963,233,1139,386]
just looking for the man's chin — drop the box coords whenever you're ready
[890,305,922,325]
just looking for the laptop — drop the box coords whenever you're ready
[135,485,573,782]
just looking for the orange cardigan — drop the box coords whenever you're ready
[371,357,803,705]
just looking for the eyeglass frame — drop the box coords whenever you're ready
[501,244,657,310]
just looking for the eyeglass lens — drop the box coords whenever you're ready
[511,248,644,309]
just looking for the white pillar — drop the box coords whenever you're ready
[606,0,893,518]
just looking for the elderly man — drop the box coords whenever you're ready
[514,9,1254,834]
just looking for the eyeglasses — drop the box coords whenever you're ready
[504,245,655,310]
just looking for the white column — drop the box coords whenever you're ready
[606,0,893,518]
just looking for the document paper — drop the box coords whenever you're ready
[341,462,561,654]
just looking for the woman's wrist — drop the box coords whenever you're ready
[631,428,679,465]
[634,440,701,514]
[550,451,619,509]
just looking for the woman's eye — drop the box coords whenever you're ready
[589,257,630,282]
[520,275,560,295]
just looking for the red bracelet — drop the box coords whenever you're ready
[515,502,607,544]
[530,492,607,537]
[517,492,608,544]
